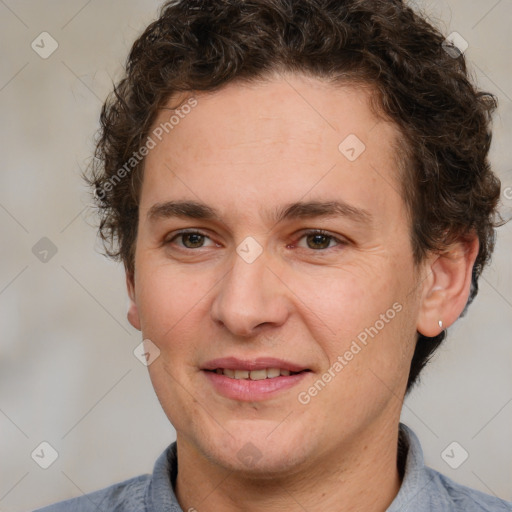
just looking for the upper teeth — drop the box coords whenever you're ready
[215,368,292,380]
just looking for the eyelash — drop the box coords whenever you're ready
[165,229,347,251]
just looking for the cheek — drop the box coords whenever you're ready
[299,260,415,376]
[135,260,211,336]
[297,262,400,332]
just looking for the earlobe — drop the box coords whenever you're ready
[126,271,141,331]
[416,235,479,337]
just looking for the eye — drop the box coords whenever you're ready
[165,229,346,252]
[294,229,346,250]
[166,230,217,249]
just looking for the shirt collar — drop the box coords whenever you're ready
[387,422,435,511]
[146,422,429,511]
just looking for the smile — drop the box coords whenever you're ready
[209,368,301,380]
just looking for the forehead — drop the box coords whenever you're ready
[140,73,405,228]
[157,75,390,157]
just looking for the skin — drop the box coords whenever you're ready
[126,72,478,512]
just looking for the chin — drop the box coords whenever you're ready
[198,423,314,477]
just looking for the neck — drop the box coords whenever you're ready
[175,420,403,512]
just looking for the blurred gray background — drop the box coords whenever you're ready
[0,1,511,511]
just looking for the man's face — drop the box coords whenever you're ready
[128,73,425,474]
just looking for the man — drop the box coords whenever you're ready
[37,0,511,510]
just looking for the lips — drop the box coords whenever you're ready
[201,357,311,401]
[212,368,296,380]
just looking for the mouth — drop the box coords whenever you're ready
[201,357,311,401]
[205,367,308,380]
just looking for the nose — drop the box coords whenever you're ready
[210,246,290,338]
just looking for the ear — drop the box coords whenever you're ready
[126,270,141,331]
[417,234,479,337]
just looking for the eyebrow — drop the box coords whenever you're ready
[146,199,373,226]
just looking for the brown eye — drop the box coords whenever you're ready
[166,230,215,249]
[181,233,205,248]
[295,230,347,251]
[305,233,332,250]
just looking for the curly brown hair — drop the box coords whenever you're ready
[85,0,503,394]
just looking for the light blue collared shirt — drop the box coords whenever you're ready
[34,423,512,511]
